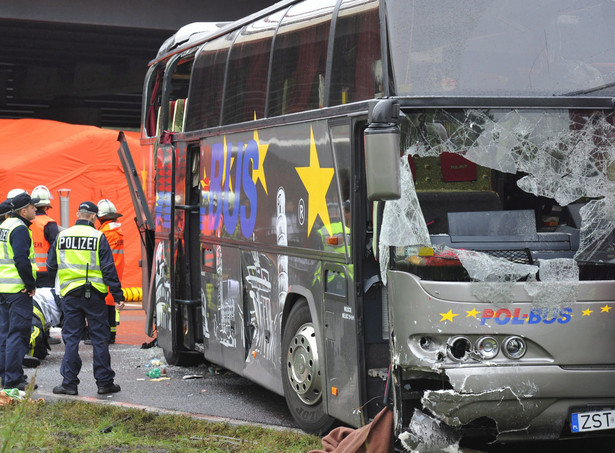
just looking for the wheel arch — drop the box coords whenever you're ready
[281,285,321,351]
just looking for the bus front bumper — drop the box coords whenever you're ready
[417,364,615,441]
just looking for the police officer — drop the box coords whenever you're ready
[0,192,39,390]
[30,185,60,288]
[46,201,125,396]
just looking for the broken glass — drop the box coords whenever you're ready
[380,108,615,292]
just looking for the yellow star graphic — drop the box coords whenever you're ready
[295,126,334,237]
[601,305,612,313]
[466,308,480,318]
[251,129,269,195]
[582,308,593,317]
[440,310,459,322]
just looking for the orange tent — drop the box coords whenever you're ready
[0,118,147,289]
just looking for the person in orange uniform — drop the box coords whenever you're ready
[30,186,59,288]
[96,199,124,344]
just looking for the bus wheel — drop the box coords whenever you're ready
[163,348,204,367]
[282,299,335,435]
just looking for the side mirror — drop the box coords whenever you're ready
[364,99,401,200]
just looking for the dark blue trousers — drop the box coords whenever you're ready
[0,291,33,387]
[60,291,115,390]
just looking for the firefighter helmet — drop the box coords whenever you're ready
[97,199,123,220]
[7,188,26,199]
[31,185,53,207]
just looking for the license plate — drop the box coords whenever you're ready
[571,409,615,433]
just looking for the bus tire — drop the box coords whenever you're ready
[163,348,204,367]
[282,299,335,435]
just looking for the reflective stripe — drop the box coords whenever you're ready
[58,263,101,272]
[0,278,26,284]
[111,249,124,254]
[29,326,41,356]
[33,306,46,332]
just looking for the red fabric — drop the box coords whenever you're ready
[99,220,125,305]
[0,118,145,288]
[309,407,394,453]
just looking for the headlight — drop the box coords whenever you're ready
[503,336,526,359]
[447,336,471,361]
[476,336,499,360]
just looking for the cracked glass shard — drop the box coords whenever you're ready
[576,198,615,263]
[525,258,579,308]
[379,154,431,284]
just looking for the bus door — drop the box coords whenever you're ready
[117,132,155,334]
[171,142,203,356]
[321,120,362,427]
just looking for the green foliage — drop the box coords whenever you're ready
[0,399,322,452]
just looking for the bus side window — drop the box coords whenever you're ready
[145,67,164,138]
[330,0,382,106]
[185,34,235,131]
[223,13,278,125]
[268,1,335,117]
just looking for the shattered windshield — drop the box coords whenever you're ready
[386,0,615,96]
[379,108,615,284]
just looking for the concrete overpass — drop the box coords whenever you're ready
[0,0,274,129]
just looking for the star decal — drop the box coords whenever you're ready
[295,126,334,237]
[582,308,593,317]
[466,308,480,318]
[601,305,612,313]
[251,129,269,195]
[440,310,459,322]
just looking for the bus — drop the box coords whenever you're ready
[119,0,615,447]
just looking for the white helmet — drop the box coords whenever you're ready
[31,185,53,207]
[97,199,123,220]
[7,188,26,199]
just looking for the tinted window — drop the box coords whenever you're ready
[268,0,336,116]
[330,0,382,106]
[222,11,282,124]
[386,0,615,96]
[144,64,165,138]
[185,33,236,131]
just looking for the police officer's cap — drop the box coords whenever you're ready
[0,199,11,216]
[78,201,98,215]
[10,193,40,212]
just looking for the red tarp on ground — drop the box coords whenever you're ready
[0,118,146,288]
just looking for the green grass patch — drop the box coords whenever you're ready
[0,397,322,452]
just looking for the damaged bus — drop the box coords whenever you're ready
[119,0,615,447]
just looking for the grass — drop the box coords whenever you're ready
[0,386,323,452]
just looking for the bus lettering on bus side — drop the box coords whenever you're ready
[206,139,258,238]
[480,307,572,325]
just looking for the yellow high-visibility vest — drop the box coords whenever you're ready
[56,225,107,296]
[0,217,37,293]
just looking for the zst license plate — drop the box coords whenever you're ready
[571,410,615,433]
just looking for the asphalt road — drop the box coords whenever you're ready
[28,316,298,431]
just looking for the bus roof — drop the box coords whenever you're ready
[156,22,231,59]
[150,0,298,66]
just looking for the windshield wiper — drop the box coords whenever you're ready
[562,80,615,96]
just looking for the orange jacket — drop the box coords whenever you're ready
[31,213,56,272]
[98,220,125,305]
